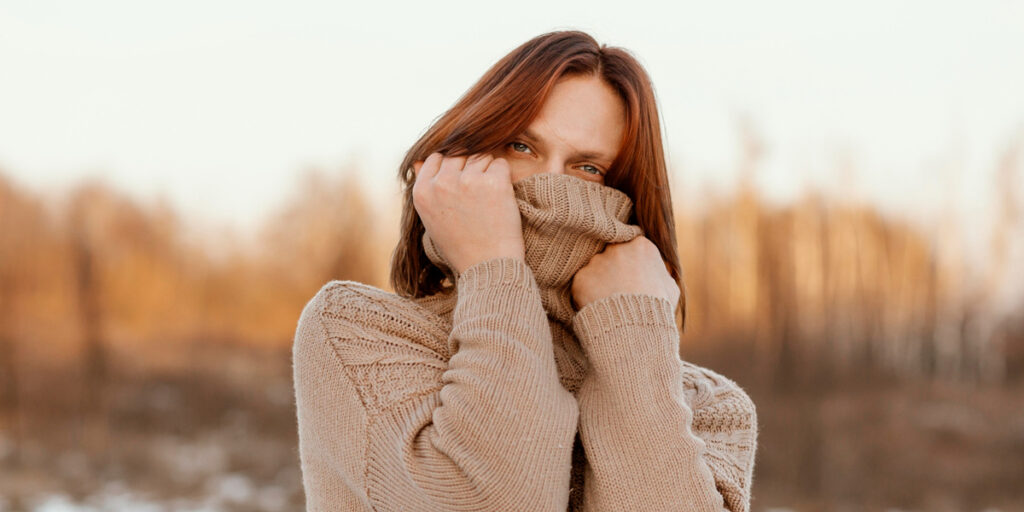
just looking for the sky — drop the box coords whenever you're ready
[1,0,1022,285]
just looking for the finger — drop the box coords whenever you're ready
[463,153,493,176]
[419,152,443,180]
[436,154,467,180]
[465,152,487,165]
[412,160,423,175]
[485,157,511,178]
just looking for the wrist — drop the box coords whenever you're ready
[453,247,525,276]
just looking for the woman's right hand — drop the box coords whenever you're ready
[411,152,525,276]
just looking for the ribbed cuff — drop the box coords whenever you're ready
[454,256,536,293]
[572,293,676,336]
[570,293,679,374]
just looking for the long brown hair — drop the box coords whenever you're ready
[389,30,687,333]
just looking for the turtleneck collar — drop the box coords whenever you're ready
[422,172,643,326]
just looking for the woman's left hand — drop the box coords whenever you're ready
[570,235,680,311]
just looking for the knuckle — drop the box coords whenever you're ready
[457,172,479,190]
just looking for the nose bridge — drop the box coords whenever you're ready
[543,154,566,175]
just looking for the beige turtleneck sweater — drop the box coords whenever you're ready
[292,173,758,511]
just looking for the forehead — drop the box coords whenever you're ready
[524,75,626,162]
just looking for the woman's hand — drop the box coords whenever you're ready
[570,236,679,311]
[411,152,525,276]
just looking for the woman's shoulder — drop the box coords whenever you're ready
[297,279,454,361]
[678,360,758,433]
[293,280,455,420]
[678,359,743,392]
[307,279,455,320]
[676,360,758,512]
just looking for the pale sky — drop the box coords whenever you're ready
[1,0,1022,283]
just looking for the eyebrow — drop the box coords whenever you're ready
[520,128,614,164]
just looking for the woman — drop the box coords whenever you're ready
[292,30,758,511]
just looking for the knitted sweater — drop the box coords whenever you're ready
[292,172,758,511]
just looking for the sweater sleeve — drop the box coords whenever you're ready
[569,292,759,512]
[292,256,580,511]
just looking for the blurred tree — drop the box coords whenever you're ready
[65,181,112,464]
[260,165,386,300]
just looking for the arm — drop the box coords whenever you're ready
[570,293,758,512]
[293,256,580,511]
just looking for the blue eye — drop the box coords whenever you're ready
[580,165,603,176]
[509,141,531,153]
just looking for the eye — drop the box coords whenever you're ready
[579,164,604,176]
[509,141,532,154]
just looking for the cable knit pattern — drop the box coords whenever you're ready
[292,172,758,511]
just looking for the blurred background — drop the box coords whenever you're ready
[2,1,1023,511]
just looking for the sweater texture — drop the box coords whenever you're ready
[292,172,758,511]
